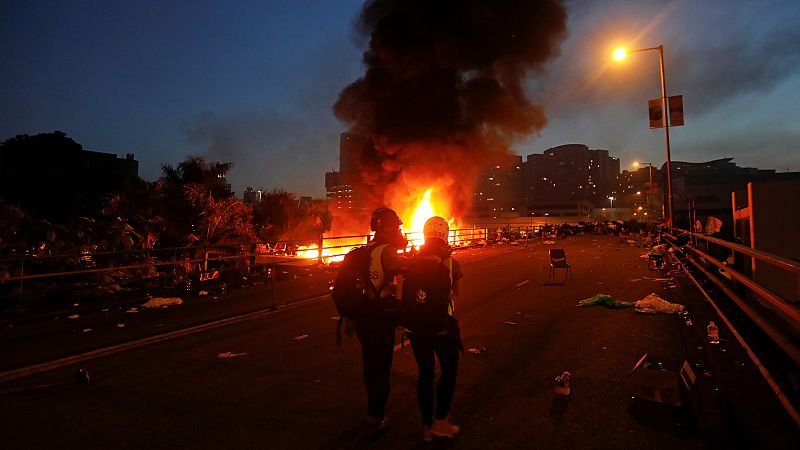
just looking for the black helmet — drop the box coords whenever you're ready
[370,207,402,232]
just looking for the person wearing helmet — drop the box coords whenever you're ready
[355,207,408,431]
[406,216,463,441]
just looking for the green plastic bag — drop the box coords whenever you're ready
[577,294,634,309]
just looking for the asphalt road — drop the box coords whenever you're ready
[1,235,798,449]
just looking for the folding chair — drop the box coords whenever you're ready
[548,249,572,283]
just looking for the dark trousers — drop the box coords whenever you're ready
[409,333,460,426]
[355,325,396,418]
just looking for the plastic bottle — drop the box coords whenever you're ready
[707,321,720,344]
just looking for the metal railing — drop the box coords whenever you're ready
[665,229,800,364]
[0,227,490,306]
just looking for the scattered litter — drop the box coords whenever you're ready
[198,290,209,296]
[554,371,571,396]
[515,279,530,287]
[116,323,126,328]
[628,279,642,282]
[685,319,693,327]
[468,347,487,354]
[217,351,248,359]
[634,293,684,314]
[293,334,310,341]
[126,307,139,314]
[73,303,80,307]
[142,297,183,309]
[82,328,92,333]
[101,308,109,312]
[503,321,518,326]
[577,294,634,309]
[702,370,713,378]
[68,314,80,319]
[543,240,556,245]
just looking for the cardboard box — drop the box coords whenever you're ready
[629,353,696,407]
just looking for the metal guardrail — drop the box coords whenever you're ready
[665,229,800,364]
[0,227,491,304]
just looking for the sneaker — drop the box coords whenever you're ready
[364,415,389,431]
[423,426,433,442]
[431,416,460,438]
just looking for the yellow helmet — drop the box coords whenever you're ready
[423,216,449,243]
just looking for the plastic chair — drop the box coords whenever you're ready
[548,249,572,283]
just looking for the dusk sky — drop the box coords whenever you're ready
[2,0,799,198]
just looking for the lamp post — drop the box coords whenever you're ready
[614,45,674,228]
[608,196,615,208]
[634,161,654,220]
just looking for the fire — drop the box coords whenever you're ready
[409,189,436,233]
[295,236,369,264]
[294,186,482,264]
[402,188,456,250]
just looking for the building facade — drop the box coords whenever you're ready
[524,144,620,213]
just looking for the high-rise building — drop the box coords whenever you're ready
[325,132,371,216]
[242,186,262,205]
[472,153,524,218]
[524,144,620,210]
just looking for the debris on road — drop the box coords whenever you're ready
[543,240,556,245]
[199,290,209,296]
[468,347,487,354]
[293,334,310,341]
[68,314,80,319]
[634,293,684,314]
[577,294,634,309]
[116,323,126,328]
[126,307,139,314]
[76,368,90,385]
[503,321,518,326]
[217,351,248,359]
[82,328,92,333]
[554,371,571,396]
[142,297,183,309]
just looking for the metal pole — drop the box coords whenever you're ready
[658,45,674,228]
[648,164,654,220]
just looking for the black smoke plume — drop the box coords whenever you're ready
[334,0,567,217]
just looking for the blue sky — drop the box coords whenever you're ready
[2,0,799,197]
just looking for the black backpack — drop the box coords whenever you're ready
[332,244,381,321]
[400,255,452,334]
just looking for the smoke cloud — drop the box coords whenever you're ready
[334,0,568,217]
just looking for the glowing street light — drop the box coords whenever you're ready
[614,45,674,227]
[608,196,615,208]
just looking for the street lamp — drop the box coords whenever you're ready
[608,196,615,208]
[614,46,674,227]
[633,161,654,220]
